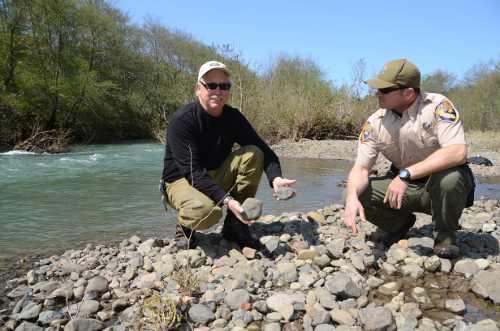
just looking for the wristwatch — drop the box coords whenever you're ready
[223,195,234,206]
[398,169,411,182]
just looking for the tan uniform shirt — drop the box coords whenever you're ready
[355,92,466,170]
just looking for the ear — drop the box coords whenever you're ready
[195,82,201,97]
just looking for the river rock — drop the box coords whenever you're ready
[327,238,345,258]
[275,186,295,200]
[64,318,105,331]
[358,307,393,331]
[38,310,64,325]
[445,298,465,314]
[470,319,500,331]
[454,260,480,277]
[325,272,361,299]
[241,198,263,220]
[225,289,250,310]
[471,269,500,304]
[18,302,41,320]
[85,276,108,295]
[188,304,215,324]
[14,322,43,331]
[330,309,355,326]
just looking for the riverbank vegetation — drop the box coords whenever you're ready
[1,0,499,151]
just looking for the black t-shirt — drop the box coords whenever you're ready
[162,101,282,203]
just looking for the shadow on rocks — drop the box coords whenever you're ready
[458,232,499,259]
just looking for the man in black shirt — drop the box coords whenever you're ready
[162,60,296,249]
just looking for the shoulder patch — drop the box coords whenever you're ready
[435,100,458,123]
[359,121,371,143]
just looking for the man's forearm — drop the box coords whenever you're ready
[346,165,370,200]
[407,144,467,179]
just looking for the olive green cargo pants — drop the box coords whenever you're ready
[164,145,264,230]
[359,165,474,242]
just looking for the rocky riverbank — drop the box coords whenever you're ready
[1,199,500,330]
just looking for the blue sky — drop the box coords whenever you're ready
[116,0,500,87]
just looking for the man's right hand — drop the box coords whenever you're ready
[227,199,252,224]
[343,197,367,234]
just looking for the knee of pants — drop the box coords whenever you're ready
[239,145,264,168]
[179,199,223,230]
[432,169,462,193]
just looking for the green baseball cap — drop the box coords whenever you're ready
[365,59,420,89]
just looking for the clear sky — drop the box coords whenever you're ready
[116,0,500,86]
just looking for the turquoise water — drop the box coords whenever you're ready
[0,142,350,266]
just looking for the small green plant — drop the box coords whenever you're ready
[172,262,200,297]
[143,292,182,331]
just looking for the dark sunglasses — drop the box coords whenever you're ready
[378,86,408,94]
[200,81,231,91]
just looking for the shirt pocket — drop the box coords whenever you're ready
[419,129,439,149]
[379,141,400,162]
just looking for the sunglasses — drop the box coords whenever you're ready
[200,81,231,91]
[378,86,408,94]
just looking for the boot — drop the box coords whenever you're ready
[175,224,197,249]
[433,232,460,259]
[222,214,263,250]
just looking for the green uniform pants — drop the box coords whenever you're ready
[359,165,474,242]
[164,145,264,230]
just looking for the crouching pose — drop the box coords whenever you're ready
[161,61,296,249]
[343,59,474,259]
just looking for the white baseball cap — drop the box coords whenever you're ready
[197,61,230,82]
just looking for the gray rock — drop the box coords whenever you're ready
[85,276,108,294]
[445,298,465,314]
[241,198,263,220]
[309,303,331,326]
[424,255,441,272]
[14,322,43,331]
[38,310,64,325]
[470,319,499,331]
[277,262,298,283]
[440,258,452,273]
[188,304,215,324]
[401,264,424,279]
[315,288,337,309]
[315,325,336,331]
[454,260,480,277]
[471,269,500,304]
[8,286,32,299]
[18,302,41,320]
[275,186,295,200]
[64,318,105,331]
[330,309,355,325]
[266,293,294,313]
[263,323,281,331]
[387,245,407,262]
[67,299,100,317]
[327,238,345,258]
[263,236,280,253]
[378,282,401,296]
[137,238,163,255]
[131,272,160,289]
[325,272,362,299]
[358,307,393,331]
[225,289,250,310]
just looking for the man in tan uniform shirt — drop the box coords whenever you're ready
[343,59,474,259]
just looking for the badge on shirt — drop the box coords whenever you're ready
[435,100,458,123]
[359,121,371,143]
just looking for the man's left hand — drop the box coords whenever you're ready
[272,177,297,199]
[384,177,408,209]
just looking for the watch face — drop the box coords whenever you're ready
[399,169,410,180]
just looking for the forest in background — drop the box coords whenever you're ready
[1,0,499,151]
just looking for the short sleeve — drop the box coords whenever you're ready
[355,121,379,169]
[434,100,466,147]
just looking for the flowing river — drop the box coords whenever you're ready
[1,142,499,271]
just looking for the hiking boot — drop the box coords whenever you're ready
[222,214,264,250]
[381,214,416,246]
[433,233,460,259]
[175,224,197,249]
